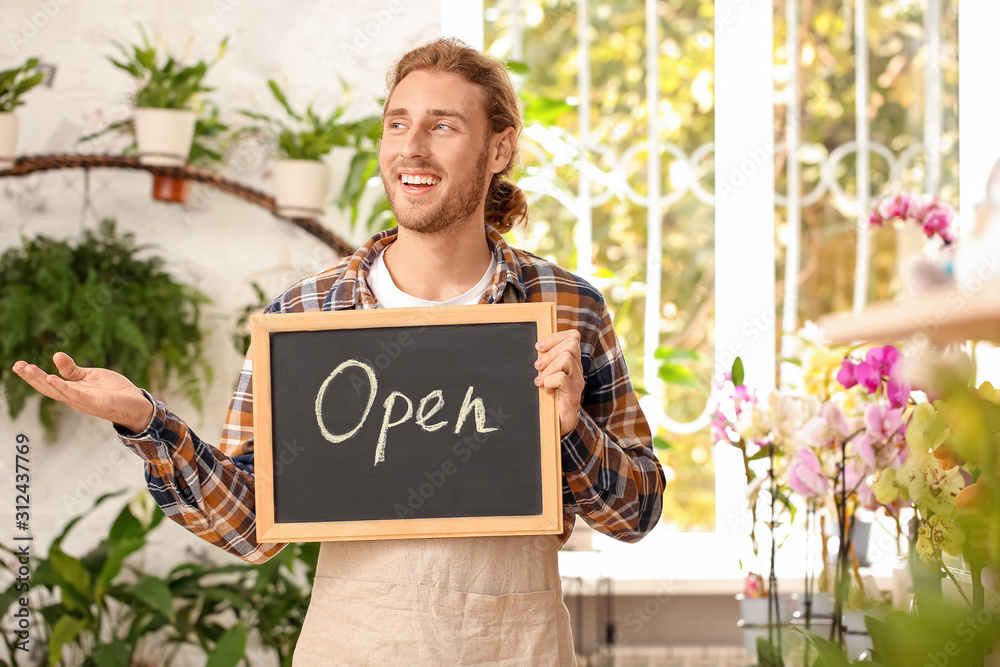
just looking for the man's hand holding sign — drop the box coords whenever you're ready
[534,328,585,436]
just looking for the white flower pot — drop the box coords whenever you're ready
[134,108,196,167]
[737,593,796,624]
[275,159,330,218]
[738,619,807,661]
[0,112,19,170]
[797,591,836,619]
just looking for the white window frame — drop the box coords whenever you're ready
[443,0,990,589]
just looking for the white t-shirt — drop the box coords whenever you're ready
[366,248,497,307]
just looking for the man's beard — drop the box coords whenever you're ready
[382,141,490,236]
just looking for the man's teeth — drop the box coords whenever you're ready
[401,174,441,186]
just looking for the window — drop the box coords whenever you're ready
[460,0,970,582]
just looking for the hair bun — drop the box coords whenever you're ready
[486,178,528,234]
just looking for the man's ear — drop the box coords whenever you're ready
[490,126,518,175]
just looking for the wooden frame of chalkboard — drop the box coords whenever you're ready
[250,303,561,542]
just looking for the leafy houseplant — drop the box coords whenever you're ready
[0,57,45,169]
[153,103,231,204]
[106,26,227,166]
[0,218,212,439]
[0,491,321,666]
[239,79,379,218]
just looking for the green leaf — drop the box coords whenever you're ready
[95,535,145,601]
[48,615,87,665]
[732,356,745,387]
[795,628,851,667]
[133,575,175,621]
[755,637,785,667]
[505,60,531,74]
[657,364,698,387]
[49,546,92,597]
[653,346,701,362]
[205,622,248,667]
[268,79,300,121]
[93,639,130,667]
[653,435,674,450]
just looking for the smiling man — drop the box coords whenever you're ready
[12,39,665,665]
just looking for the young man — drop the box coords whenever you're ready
[13,39,664,665]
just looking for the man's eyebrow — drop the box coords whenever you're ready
[382,107,468,122]
[427,108,467,121]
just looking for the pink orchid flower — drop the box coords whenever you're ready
[788,447,832,498]
[886,361,912,409]
[836,358,858,389]
[856,404,908,470]
[800,401,852,448]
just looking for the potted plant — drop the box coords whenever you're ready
[106,26,227,167]
[152,102,230,203]
[239,79,379,218]
[713,357,804,659]
[0,490,321,666]
[0,218,212,439]
[0,57,44,170]
[81,101,231,204]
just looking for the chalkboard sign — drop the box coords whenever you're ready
[250,303,561,542]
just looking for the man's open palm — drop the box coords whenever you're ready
[12,352,153,433]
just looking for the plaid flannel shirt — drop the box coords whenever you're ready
[116,225,665,563]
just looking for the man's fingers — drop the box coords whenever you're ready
[535,339,581,369]
[536,370,570,391]
[12,361,93,412]
[13,363,71,403]
[534,363,585,393]
[536,349,583,383]
[535,333,582,372]
[53,352,86,381]
[535,329,581,353]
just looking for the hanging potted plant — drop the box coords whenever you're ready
[81,102,230,205]
[239,80,378,218]
[150,102,230,203]
[105,26,227,167]
[0,57,45,170]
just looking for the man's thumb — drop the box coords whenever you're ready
[53,352,86,381]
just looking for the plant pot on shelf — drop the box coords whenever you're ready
[134,108,196,167]
[736,593,798,657]
[737,592,796,624]
[275,159,330,218]
[0,112,18,170]
[151,174,192,203]
[796,591,836,620]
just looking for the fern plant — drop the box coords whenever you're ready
[0,219,212,439]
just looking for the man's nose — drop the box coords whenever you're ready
[400,128,429,159]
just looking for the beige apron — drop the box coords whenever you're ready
[292,534,576,666]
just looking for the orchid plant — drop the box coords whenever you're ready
[868,190,957,245]
[712,359,812,599]
[715,326,989,658]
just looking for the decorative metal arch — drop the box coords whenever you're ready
[0,154,354,256]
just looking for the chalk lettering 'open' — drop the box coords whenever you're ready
[314,358,498,466]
